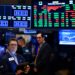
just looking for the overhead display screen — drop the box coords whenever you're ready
[59,30,75,45]
[0,5,31,28]
[33,0,75,28]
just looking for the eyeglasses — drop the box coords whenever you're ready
[9,44,17,46]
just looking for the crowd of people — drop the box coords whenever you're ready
[0,32,73,75]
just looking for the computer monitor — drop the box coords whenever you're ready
[0,46,5,57]
[59,30,75,45]
[0,5,31,28]
[32,0,75,29]
[5,31,16,44]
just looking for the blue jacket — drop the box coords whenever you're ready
[0,52,25,75]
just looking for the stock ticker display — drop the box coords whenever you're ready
[33,0,75,28]
[0,0,75,29]
[0,5,31,28]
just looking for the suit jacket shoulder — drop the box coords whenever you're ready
[36,42,51,67]
[0,52,25,75]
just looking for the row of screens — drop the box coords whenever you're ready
[0,29,75,45]
[0,29,75,57]
[0,0,74,5]
[0,0,75,28]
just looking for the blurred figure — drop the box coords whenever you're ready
[34,32,52,75]
[17,37,33,63]
[0,38,26,75]
[55,69,69,75]
[16,63,35,75]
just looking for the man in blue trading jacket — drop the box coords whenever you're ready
[0,38,26,75]
[17,37,33,63]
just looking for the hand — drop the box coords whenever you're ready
[16,70,23,75]
[34,67,37,72]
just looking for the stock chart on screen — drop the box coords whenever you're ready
[0,5,31,28]
[33,0,75,28]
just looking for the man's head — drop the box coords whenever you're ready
[17,37,26,47]
[8,38,18,53]
[36,32,45,45]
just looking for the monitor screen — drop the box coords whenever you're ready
[5,32,16,44]
[59,30,75,45]
[0,46,5,57]
[32,0,75,28]
[0,5,31,28]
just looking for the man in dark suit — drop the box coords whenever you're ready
[0,38,26,75]
[34,32,52,75]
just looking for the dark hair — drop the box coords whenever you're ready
[17,37,26,44]
[37,32,45,38]
[8,38,17,46]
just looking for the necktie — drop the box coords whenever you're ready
[34,47,40,65]
[13,55,19,65]
[8,51,19,65]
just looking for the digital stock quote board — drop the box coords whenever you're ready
[0,5,31,28]
[33,0,75,29]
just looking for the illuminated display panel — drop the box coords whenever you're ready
[0,5,31,28]
[33,0,75,28]
[59,30,75,45]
